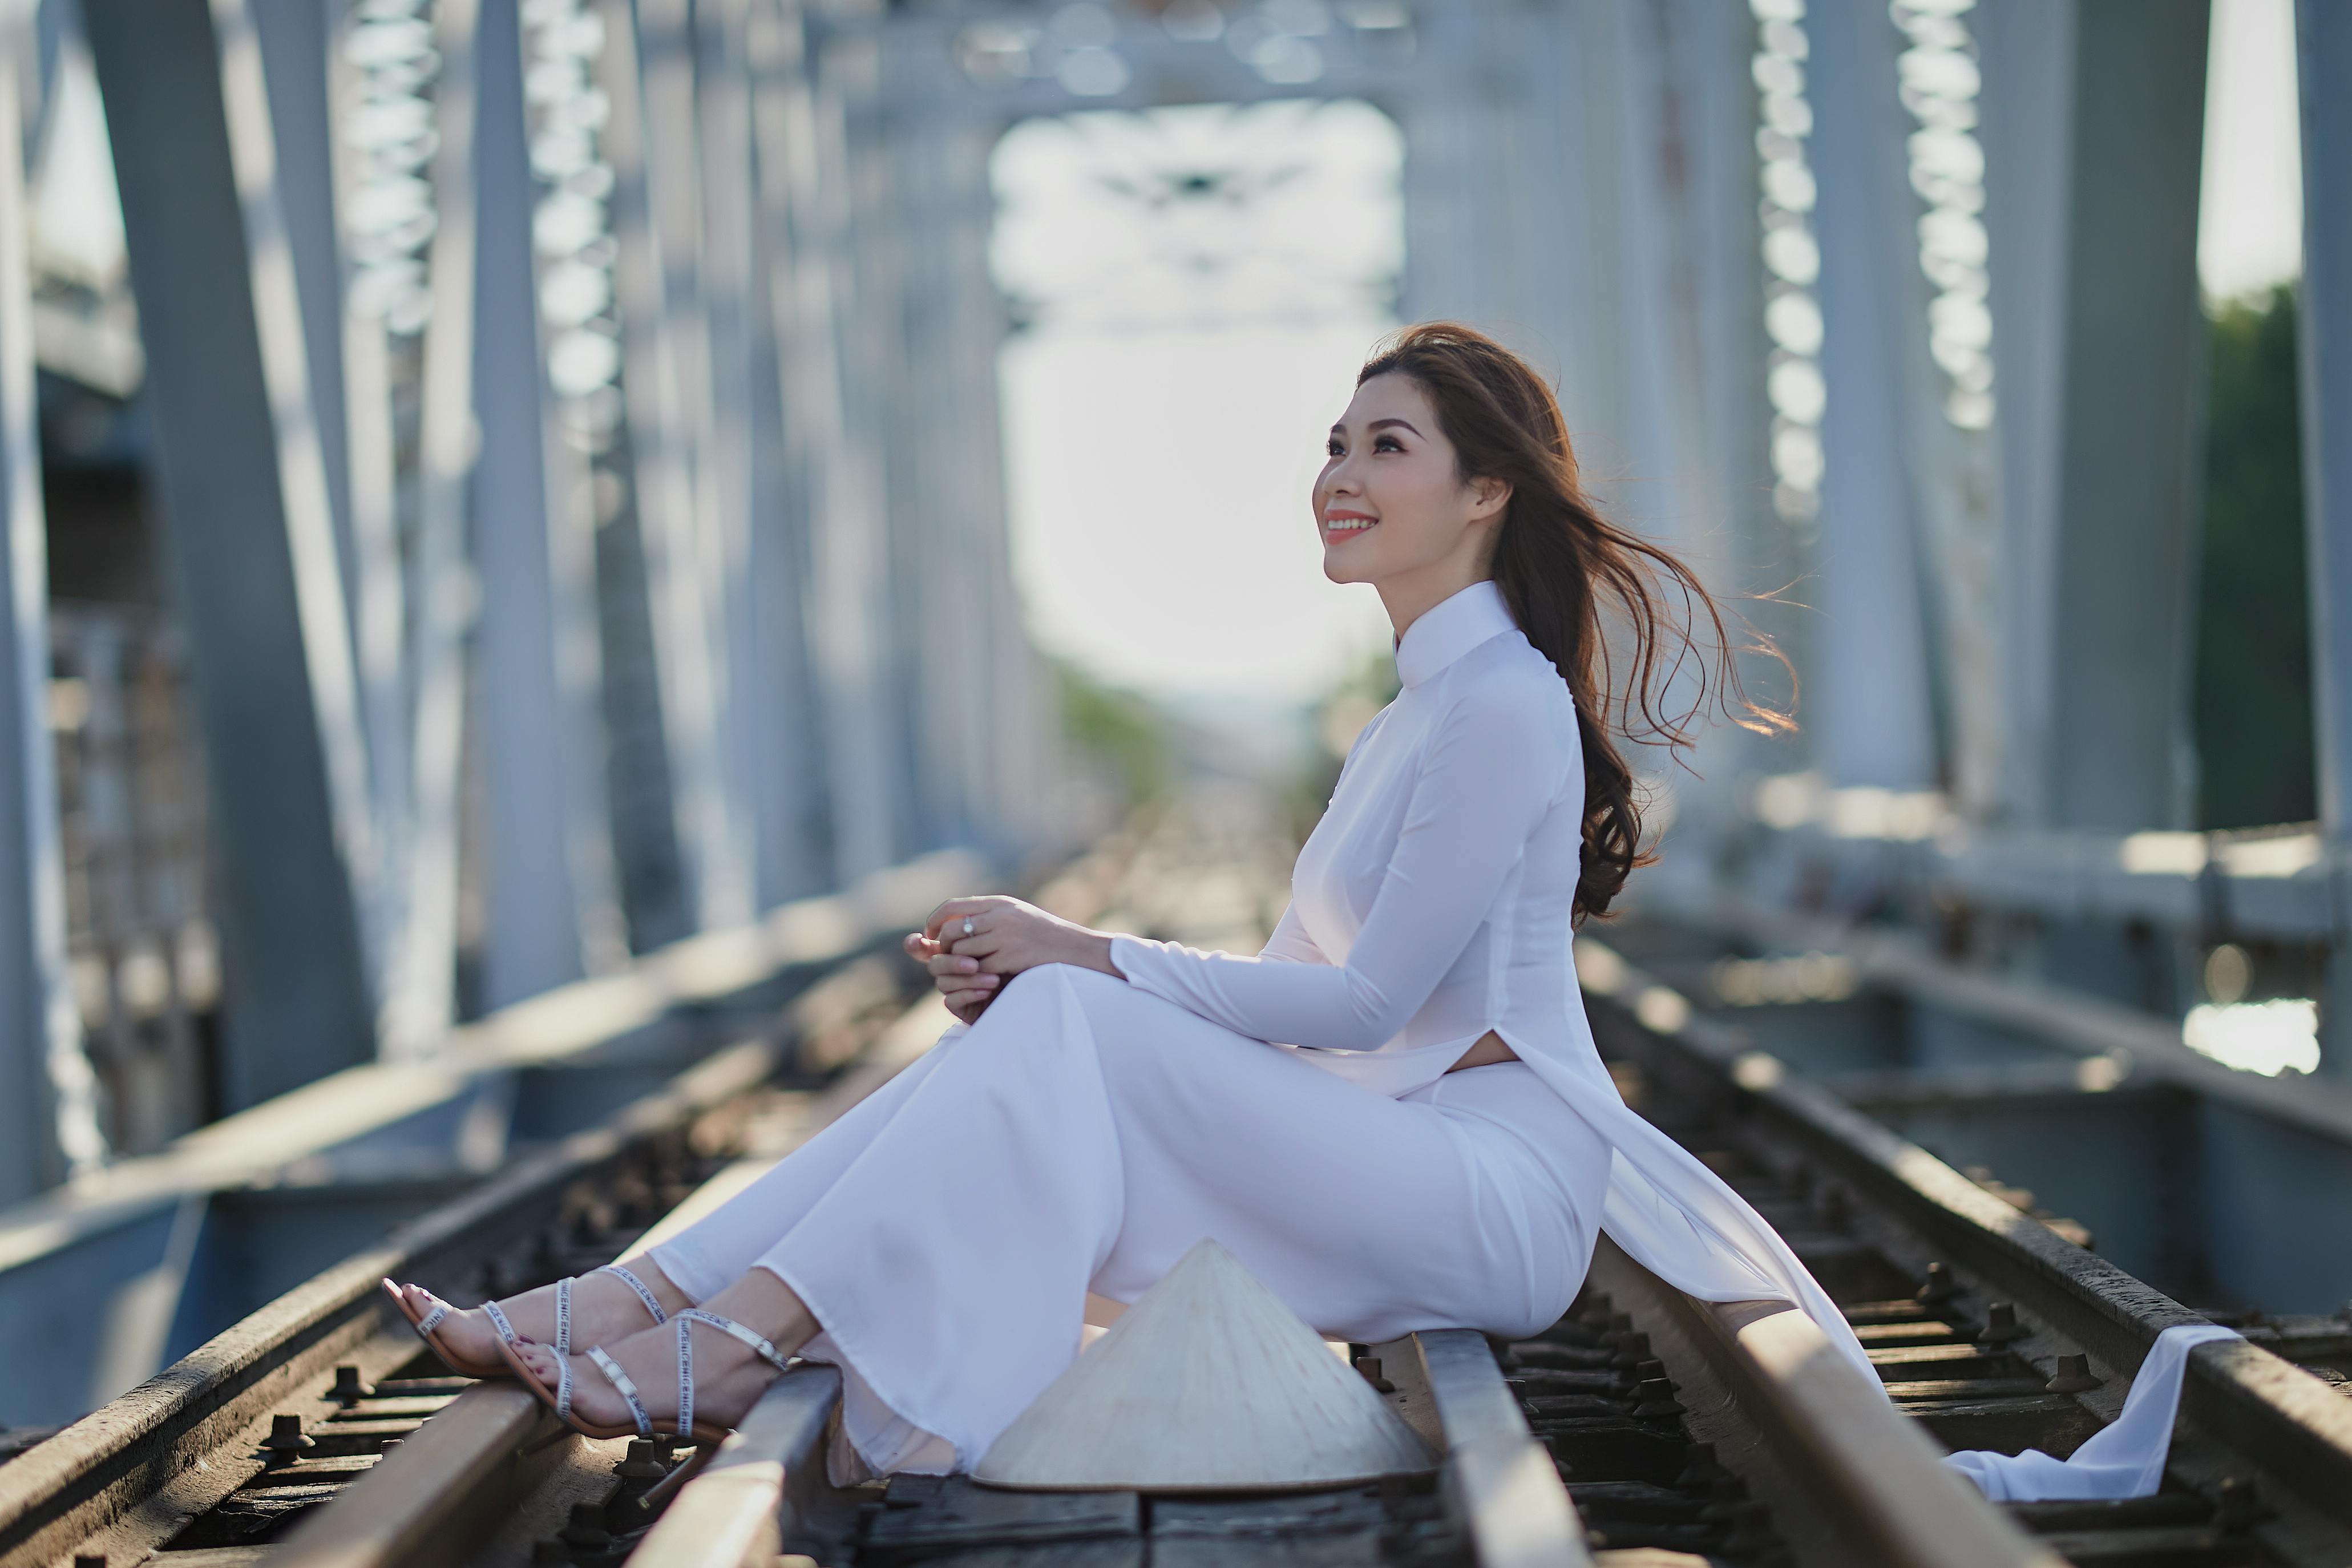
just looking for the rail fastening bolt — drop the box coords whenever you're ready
[1917,1263,1959,1304]
[2044,1353,2102,1393]
[1915,1262,1959,1306]
[262,1413,315,1464]
[615,1439,669,1483]
[1631,1378,1684,1420]
[1975,1302,2030,1350]
[330,1365,373,1405]
[1676,1442,1728,1487]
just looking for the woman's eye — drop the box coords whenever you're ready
[1375,437,1402,452]
[1326,441,1344,456]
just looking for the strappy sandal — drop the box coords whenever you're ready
[379,1263,670,1381]
[498,1307,791,1446]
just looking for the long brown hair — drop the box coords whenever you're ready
[1356,321,1791,923]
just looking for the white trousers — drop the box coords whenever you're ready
[649,963,1614,1478]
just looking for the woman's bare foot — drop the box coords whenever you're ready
[396,1260,690,1369]
[513,1268,818,1434]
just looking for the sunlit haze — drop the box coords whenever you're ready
[991,100,1401,704]
[2200,0,2303,301]
[999,326,1396,701]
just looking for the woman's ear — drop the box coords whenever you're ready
[1470,476,1513,522]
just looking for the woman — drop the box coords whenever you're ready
[389,321,1872,1474]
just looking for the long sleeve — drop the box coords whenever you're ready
[1110,681,1571,1050]
[1255,900,1326,964]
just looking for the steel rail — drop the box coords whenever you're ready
[1387,1328,1595,1568]
[620,1365,842,1568]
[33,818,2352,1565]
[1578,937,2352,1552]
[0,843,1009,1566]
[622,1312,1611,1568]
[0,1040,779,1568]
[1582,1239,2060,1568]
[237,839,1152,1567]
[260,999,959,1568]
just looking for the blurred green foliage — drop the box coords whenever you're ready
[2196,285,2314,830]
[1291,642,1400,839]
[1057,657,1170,807]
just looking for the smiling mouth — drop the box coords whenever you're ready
[1323,515,1379,536]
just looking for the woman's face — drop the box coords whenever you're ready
[1314,372,1506,589]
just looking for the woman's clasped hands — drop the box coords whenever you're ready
[902,895,1123,1025]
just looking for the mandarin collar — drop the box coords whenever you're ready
[1393,579,1517,689]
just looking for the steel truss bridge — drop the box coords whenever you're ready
[1,0,2350,1542]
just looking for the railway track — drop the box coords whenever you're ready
[5,807,2352,1567]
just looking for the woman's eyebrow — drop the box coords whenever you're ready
[1328,418,1422,436]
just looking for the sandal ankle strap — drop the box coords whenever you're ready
[597,1264,670,1327]
[673,1308,791,1441]
[676,1308,791,1372]
[560,1307,787,1444]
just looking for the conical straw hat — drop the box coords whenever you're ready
[973,1238,1438,1491]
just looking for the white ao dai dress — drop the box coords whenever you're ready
[650,579,1879,1481]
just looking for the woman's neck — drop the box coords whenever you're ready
[1379,563,1492,647]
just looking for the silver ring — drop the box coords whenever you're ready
[961,916,976,938]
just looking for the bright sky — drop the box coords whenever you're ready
[999,326,1397,700]
[991,100,1402,704]
[2200,0,2304,301]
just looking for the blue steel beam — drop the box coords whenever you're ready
[696,0,817,909]
[378,0,482,1056]
[726,0,832,907]
[752,0,902,886]
[471,0,629,1008]
[80,0,381,1110]
[1804,0,1944,797]
[0,38,98,1208]
[613,0,754,935]
[2299,0,2352,1077]
[249,0,355,624]
[1979,0,2211,837]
